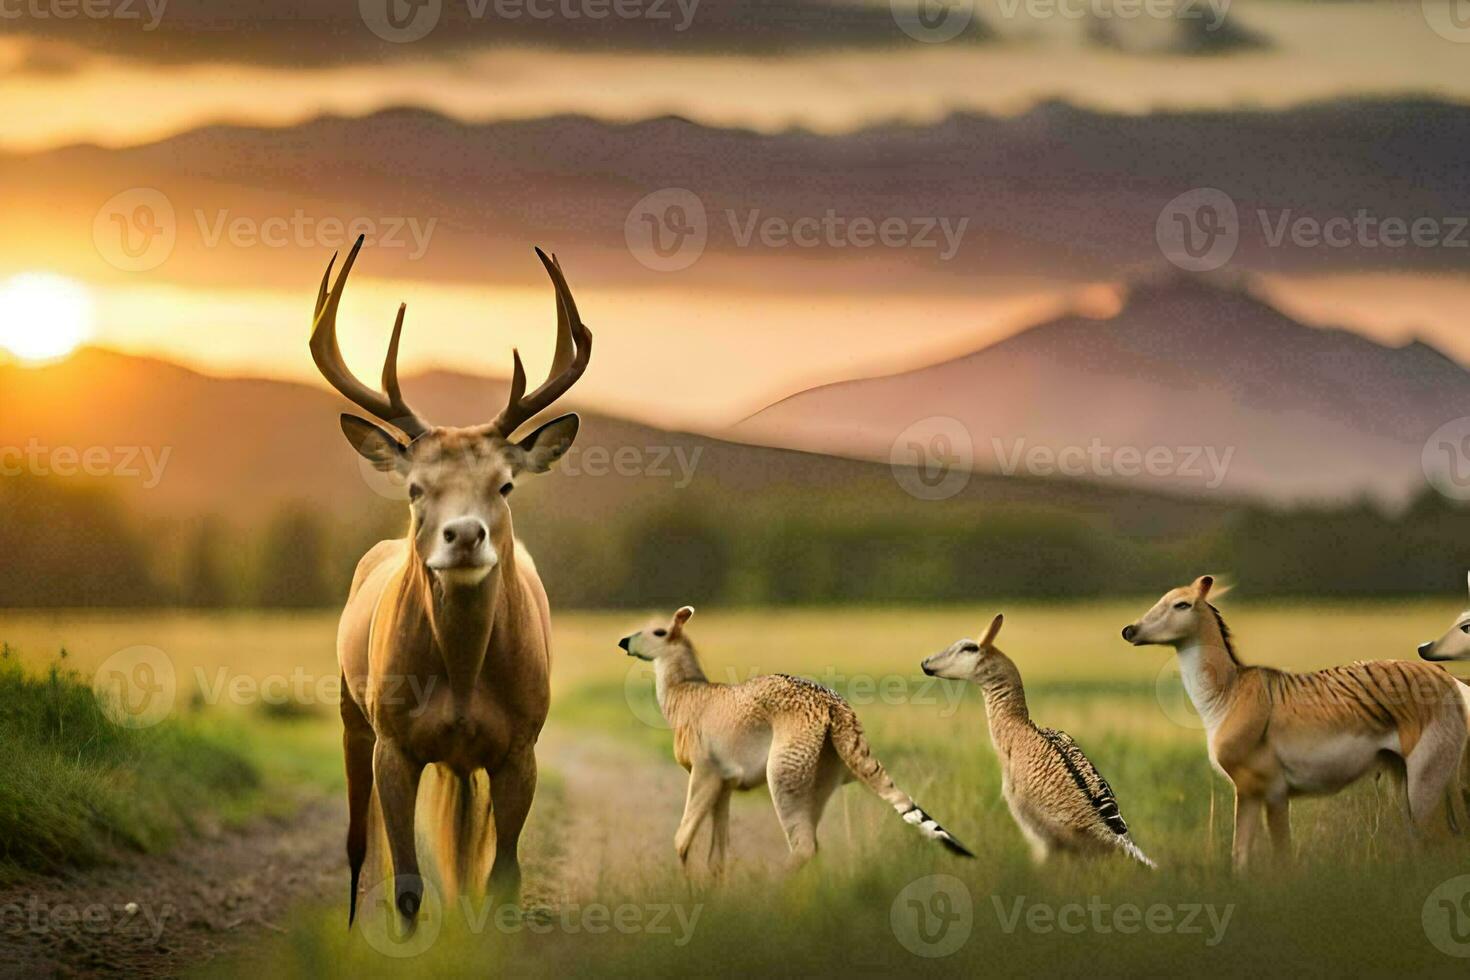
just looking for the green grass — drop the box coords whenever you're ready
[0,644,336,882]
[186,600,1470,976]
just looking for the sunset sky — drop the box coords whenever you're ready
[3,0,1469,429]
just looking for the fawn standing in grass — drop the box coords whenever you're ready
[923,614,1155,868]
[1125,575,1470,871]
[619,606,974,874]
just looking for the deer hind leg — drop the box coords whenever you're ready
[373,739,425,923]
[342,706,376,926]
[487,745,537,904]
[706,781,735,878]
[674,765,726,874]
[1265,793,1292,865]
[1406,728,1462,838]
[768,731,825,870]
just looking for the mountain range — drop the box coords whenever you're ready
[736,272,1469,504]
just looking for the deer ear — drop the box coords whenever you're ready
[513,413,579,474]
[1464,570,1469,601]
[340,415,409,474]
[980,613,1003,647]
[1194,575,1215,600]
[674,605,695,626]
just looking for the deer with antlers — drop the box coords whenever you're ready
[311,236,591,926]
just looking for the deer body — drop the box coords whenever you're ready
[312,237,592,926]
[924,615,1154,867]
[621,608,974,874]
[1125,576,1470,870]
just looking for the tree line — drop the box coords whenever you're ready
[1,474,1466,608]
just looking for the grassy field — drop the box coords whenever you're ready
[5,598,1470,975]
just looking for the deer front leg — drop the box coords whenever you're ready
[1232,791,1263,873]
[374,739,424,922]
[488,744,537,905]
[674,765,725,873]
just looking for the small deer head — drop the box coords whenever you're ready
[311,236,592,588]
[922,613,1005,682]
[1419,571,1470,662]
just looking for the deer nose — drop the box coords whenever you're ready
[1121,625,1137,642]
[441,518,488,549]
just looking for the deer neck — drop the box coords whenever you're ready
[412,548,519,706]
[976,652,1030,749]
[1176,614,1239,731]
[655,644,709,725]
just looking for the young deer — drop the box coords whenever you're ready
[923,614,1155,868]
[1418,572,1470,665]
[1125,575,1470,871]
[619,607,974,873]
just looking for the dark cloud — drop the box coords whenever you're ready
[3,0,985,68]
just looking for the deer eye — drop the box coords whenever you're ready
[408,483,424,501]
[499,482,514,497]
[652,629,667,637]
[1460,623,1470,634]
[1173,601,1191,611]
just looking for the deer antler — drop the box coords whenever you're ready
[310,235,431,441]
[487,248,593,438]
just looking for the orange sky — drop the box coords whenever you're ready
[4,0,1470,428]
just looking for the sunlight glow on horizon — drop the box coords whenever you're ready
[0,273,95,365]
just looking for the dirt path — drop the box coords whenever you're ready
[0,727,795,977]
[0,796,345,979]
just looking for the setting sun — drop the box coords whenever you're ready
[0,272,94,364]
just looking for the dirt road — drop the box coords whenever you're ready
[0,728,793,977]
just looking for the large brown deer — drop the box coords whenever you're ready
[311,236,591,926]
